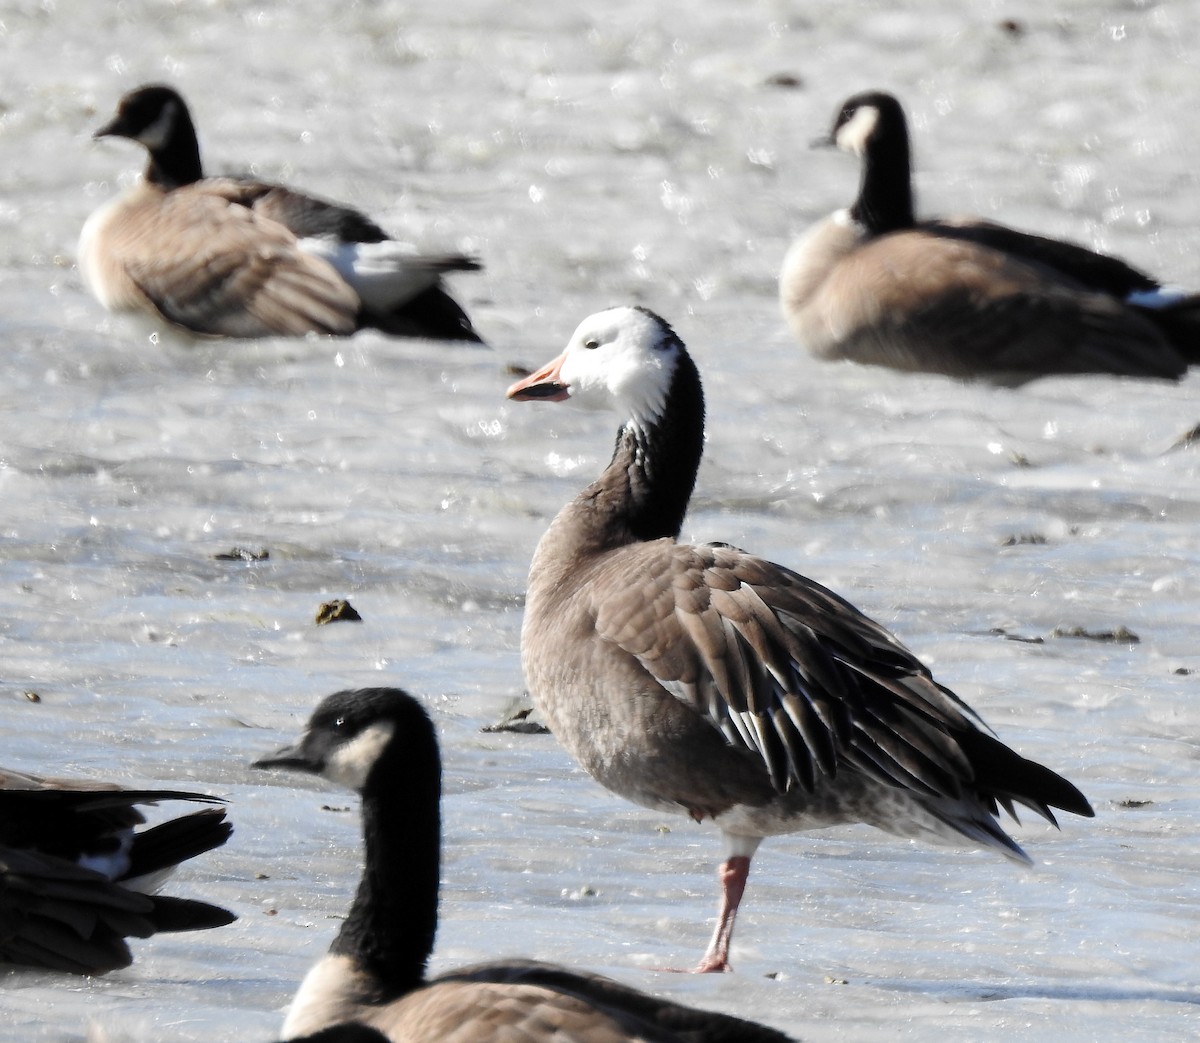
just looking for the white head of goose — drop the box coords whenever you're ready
[254,687,795,1042]
[0,768,234,974]
[506,306,1093,973]
[80,84,484,342]
[779,89,1200,383]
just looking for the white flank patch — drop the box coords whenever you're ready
[324,720,397,790]
[299,238,439,311]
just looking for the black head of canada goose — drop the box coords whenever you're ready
[779,89,1200,383]
[80,84,484,343]
[0,767,234,974]
[506,306,1094,972]
[253,687,794,1041]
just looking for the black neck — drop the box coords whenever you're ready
[329,732,441,994]
[587,349,705,546]
[849,118,914,233]
[145,110,203,189]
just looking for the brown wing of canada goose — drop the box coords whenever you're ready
[810,230,1187,380]
[101,184,362,337]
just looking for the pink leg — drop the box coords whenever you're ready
[692,854,752,973]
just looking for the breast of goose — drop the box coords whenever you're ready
[507,305,1093,972]
[0,768,234,973]
[780,89,1199,382]
[254,686,796,1041]
[80,83,484,343]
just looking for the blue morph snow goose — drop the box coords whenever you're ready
[507,306,1093,972]
[81,84,483,342]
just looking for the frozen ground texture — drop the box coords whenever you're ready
[1,1,1199,1039]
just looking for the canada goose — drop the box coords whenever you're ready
[80,84,484,342]
[254,687,794,1042]
[506,306,1094,972]
[779,89,1200,383]
[0,767,234,973]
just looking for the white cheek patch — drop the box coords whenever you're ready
[835,105,879,156]
[324,720,396,790]
[137,99,179,151]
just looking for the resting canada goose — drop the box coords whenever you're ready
[779,89,1200,382]
[254,687,794,1042]
[506,306,1094,972]
[0,767,234,973]
[80,84,484,342]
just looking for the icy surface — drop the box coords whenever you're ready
[2,1,1200,1039]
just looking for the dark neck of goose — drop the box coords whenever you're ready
[592,350,705,546]
[145,111,203,189]
[849,123,914,234]
[329,731,441,995]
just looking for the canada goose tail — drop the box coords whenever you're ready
[1133,292,1200,364]
[365,283,487,344]
[0,857,233,974]
[123,806,233,890]
[299,239,486,342]
[143,893,237,933]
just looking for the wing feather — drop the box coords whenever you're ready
[106,186,360,337]
[831,232,1186,379]
[594,541,1005,804]
[197,177,389,243]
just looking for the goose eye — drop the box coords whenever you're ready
[335,716,347,729]
[583,338,600,350]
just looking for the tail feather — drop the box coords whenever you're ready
[1,786,236,974]
[0,860,236,973]
[920,798,1034,865]
[298,237,486,342]
[366,284,486,343]
[124,807,233,886]
[960,728,1095,823]
[1134,293,1200,365]
[144,893,237,933]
